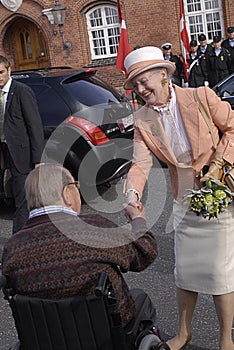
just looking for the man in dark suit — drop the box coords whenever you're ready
[0,55,44,233]
[207,35,231,87]
[188,39,209,87]
[161,43,184,86]
[221,26,234,73]
[197,33,213,57]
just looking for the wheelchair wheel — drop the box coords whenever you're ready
[138,333,161,349]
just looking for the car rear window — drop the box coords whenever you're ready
[62,78,121,106]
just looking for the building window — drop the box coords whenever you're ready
[184,0,224,41]
[86,5,120,59]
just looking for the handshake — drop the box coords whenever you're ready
[124,188,145,221]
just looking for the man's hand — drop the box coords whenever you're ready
[34,163,41,168]
[124,203,145,221]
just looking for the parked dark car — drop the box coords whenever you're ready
[0,67,134,202]
[212,73,234,110]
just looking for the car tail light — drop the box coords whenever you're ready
[64,116,110,145]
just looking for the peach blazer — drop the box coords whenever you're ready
[126,85,234,200]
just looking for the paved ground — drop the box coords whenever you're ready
[0,168,232,349]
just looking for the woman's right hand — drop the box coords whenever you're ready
[124,202,145,221]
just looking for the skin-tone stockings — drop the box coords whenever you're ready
[166,288,234,350]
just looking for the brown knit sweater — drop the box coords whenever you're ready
[2,212,158,324]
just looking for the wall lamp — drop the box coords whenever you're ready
[42,0,72,52]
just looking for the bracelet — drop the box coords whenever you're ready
[125,188,141,201]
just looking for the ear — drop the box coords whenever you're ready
[62,186,72,207]
[161,68,167,77]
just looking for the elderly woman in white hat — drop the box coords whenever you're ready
[123,46,234,350]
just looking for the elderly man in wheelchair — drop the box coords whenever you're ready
[1,164,170,350]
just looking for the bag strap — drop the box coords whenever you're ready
[193,89,218,149]
[188,58,199,74]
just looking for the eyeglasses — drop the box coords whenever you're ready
[66,181,80,190]
[132,71,158,91]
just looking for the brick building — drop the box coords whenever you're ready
[0,0,233,89]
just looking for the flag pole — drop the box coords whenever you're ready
[116,0,131,95]
[179,0,190,81]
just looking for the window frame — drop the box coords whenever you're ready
[184,0,224,42]
[86,5,120,60]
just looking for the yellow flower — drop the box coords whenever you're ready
[204,194,213,206]
[184,180,233,220]
[214,190,226,200]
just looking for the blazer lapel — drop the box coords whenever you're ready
[137,106,178,164]
[5,80,16,113]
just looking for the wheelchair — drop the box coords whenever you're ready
[0,272,170,350]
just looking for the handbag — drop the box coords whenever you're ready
[194,89,234,192]
[222,165,234,192]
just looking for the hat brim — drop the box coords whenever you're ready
[124,60,176,90]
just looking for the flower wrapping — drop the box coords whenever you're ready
[184,180,233,220]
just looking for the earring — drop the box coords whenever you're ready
[161,78,168,87]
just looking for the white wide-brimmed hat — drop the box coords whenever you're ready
[124,46,175,90]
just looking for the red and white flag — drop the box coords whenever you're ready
[116,0,130,73]
[180,0,190,80]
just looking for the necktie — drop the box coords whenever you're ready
[0,90,5,139]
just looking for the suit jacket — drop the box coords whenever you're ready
[126,86,234,200]
[4,80,44,173]
[2,212,158,325]
[221,39,234,73]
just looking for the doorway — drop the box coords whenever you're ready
[11,18,49,70]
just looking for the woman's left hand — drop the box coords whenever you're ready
[200,163,221,182]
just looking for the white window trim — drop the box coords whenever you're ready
[184,0,224,42]
[86,5,120,60]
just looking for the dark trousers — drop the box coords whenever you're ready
[8,153,29,234]
[125,289,157,349]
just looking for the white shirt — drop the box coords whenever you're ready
[229,39,234,47]
[153,87,192,164]
[1,77,12,113]
[215,48,221,56]
[29,205,78,219]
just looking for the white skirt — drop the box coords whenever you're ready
[173,200,234,295]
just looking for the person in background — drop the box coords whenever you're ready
[197,33,213,57]
[187,39,209,87]
[221,26,234,73]
[207,35,231,87]
[2,163,160,347]
[123,46,234,350]
[0,56,44,233]
[161,43,184,86]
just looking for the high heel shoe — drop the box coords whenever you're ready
[178,333,192,350]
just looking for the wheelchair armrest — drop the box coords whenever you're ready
[95,272,109,297]
[95,272,117,307]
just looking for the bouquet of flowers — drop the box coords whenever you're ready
[184,179,233,220]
